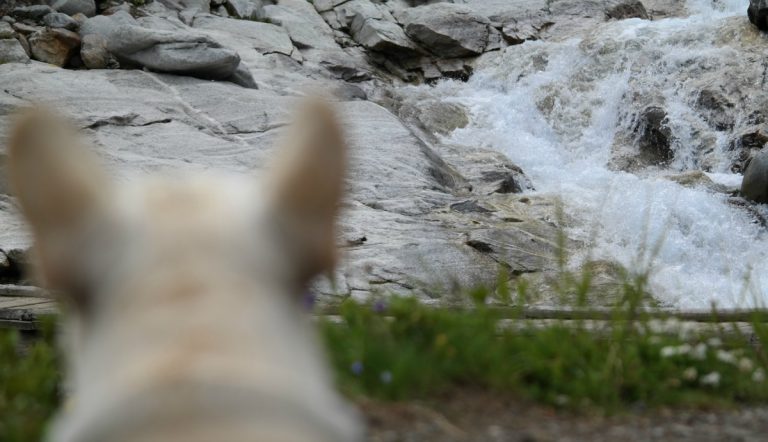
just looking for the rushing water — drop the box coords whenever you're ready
[422,0,768,308]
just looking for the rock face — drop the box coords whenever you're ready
[742,149,768,202]
[401,4,491,57]
[4,0,703,302]
[749,0,768,31]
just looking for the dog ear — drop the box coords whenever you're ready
[266,98,347,284]
[7,107,111,297]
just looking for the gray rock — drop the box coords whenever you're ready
[80,33,116,69]
[178,0,212,14]
[28,27,80,66]
[225,61,258,88]
[0,21,15,39]
[82,14,241,80]
[51,0,96,18]
[0,38,30,64]
[42,12,79,31]
[401,3,491,57]
[742,149,768,203]
[192,14,295,56]
[351,16,418,54]
[223,0,259,19]
[749,0,768,31]
[261,0,338,50]
[11,5,54,22]
[12,22,42,36]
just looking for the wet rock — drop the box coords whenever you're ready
[80,33,116,69]
[28,27,81,66]
[728,127,768,173]
[635,106,674,165]
[696,89,734,131]
[52,0,96,18]
[11,5,54,22]
[742,149,768,203]
[401,3,491,58]
[749,0,768,31]
[42,12,79,31]
[82,14,241,80]
[605,1,649,20]
[665,171,734,194]
[0,38,30,64]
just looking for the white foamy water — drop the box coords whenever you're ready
[423,0,768,308]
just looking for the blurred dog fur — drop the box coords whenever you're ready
[7,100,363,442]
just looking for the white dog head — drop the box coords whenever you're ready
[8,100,361,442]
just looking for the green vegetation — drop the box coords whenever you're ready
[323,275,768,409]
[4,272,768,441]
[0,319,60,442]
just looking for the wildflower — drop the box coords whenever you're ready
[691,343,707,360]
[716,350,737,365]
[372,299,387,314]
[700,371,720,387]
[682,367,698,381]
[350,361,363,376]
[706,337,722,348]
[380,371,392,384]
[738,358,754,373]
[302,291,316,311]
[660,344,691,358]
[753,368,765,383]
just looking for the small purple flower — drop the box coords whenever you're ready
[351,361,364,376]
[380,370,392,384]
[302,291,316,311]
[372,299,387,314]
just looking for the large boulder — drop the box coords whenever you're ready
[51,0,96,18]
[80,13,241,80]
[28,27,81,66]
[260,0,338,50]
[742,149,768,203]
[351,16,418,54]
[749,0,768,31]
[400,3,491,57]
[43,12,80,31]
[0,38,30,64]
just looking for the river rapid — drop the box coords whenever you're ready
[418,0,768,309]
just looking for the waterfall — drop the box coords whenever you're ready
[417,0,768,308]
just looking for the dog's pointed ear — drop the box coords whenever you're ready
[7,107,111,293]
[266,98,346,284]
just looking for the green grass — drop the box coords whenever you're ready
[4,274,768,441]
[323,274,768,410]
